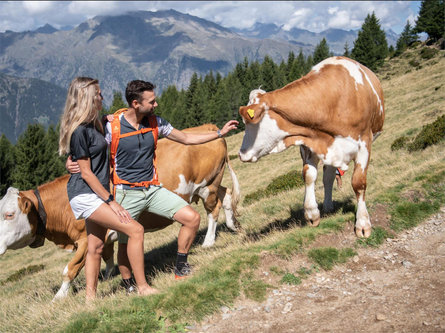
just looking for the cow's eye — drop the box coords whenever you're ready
[4,213,15,220]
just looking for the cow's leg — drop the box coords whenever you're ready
[201,188,221,247]
[300,146,320,226]
[322,165,336,213]
[102,230,117,279]
[217,186,240,231]
[53,237,88,301]
[352,141,371,238]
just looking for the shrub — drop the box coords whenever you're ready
[407,114,445,151]
[408,59,420,67]
[244,170,304,205]
[420,47,438,60]
[0,264,45,285]
[391,136,409,151]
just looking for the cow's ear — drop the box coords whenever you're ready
[240,104,263,124]
[239,104,264,124]
[18,196,34,214]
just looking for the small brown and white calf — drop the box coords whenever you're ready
[0,125,240,299]
[239,56,384,237]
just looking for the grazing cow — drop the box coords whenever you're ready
[0,177,118,300]
[0,124,240,299]
[238,56,384,238]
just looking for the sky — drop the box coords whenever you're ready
[0,1,422,35]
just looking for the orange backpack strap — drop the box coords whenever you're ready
[148,115,158,148]
[109,110,160,188]
[110,108,127,166]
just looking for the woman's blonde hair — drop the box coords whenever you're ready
[58,77,103,155]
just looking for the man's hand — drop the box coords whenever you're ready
[66,156,80,174]
[220,119,239,136]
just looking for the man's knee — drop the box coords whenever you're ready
[175,206,201,230]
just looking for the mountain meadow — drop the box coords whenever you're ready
[0,41,444,332]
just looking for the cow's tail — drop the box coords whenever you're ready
[226,153,240,217]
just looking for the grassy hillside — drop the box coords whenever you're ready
[0,44,444,332]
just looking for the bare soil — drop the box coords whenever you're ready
[192,206,445,333]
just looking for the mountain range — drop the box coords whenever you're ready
[0,9,399,143]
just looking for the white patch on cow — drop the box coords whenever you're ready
[303,164,320,222]
[222,192,236,231]
[248,88,266,105]
[0,187,36,255]
[269,140,287,154]
[174,175,207,202]
[313,57,383,114]
[360,67,384,114]
[239,111,290,162]
[202,213,216,247]
[356,194,370,231]
[62,264,69,277]
[322,136,368,172]
[198,186,210,201]
[313,58,364,89]
[53,281,71,301]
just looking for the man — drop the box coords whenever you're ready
[68,80,238,288]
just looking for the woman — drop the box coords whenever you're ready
[59,77,157,301]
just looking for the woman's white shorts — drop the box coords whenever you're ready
[69,193,105,220]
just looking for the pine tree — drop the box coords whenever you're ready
[351,12,388,71]
[0,134,15,195]
[395,21,419,56]
[11,124,50,190]
[414,0,445,41]
[261,56,277,91]
[313,38,331,64]
[343,41,350,57]
[44,125,66,181]
[108,91,128,114]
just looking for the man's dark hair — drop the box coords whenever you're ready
[125,80,156,106]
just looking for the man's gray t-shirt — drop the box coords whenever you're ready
[105,114,173,189]
[67,124,109,201]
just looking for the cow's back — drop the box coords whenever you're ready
[156,124,227,199]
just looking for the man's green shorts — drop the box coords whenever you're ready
[115,186,189,243]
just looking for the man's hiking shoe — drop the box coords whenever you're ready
[175,262,193,280]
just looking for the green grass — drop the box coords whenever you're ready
[244,170,304,205]
[307,247,356,270]
[356,226,394,248]
[280,273,301,285]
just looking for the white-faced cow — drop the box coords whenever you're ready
[0,124,240,299]
[239,56,384,238]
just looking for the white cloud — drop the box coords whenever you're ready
[0,1,422,33]
[23,1,55,14]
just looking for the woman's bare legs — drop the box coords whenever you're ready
[86,203,157,299]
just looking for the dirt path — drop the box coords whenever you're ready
[192,207,445,333]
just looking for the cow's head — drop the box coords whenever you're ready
[0,187,37,255]
[238,93,290,162]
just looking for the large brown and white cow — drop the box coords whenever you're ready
[0,124,240,299]
[238,56,384,238]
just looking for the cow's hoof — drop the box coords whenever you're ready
[309,218,320,227]
[305,208,320,227]
[355,226,371,238]
[202,240,215,248]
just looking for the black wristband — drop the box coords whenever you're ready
[104,194,114,204]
